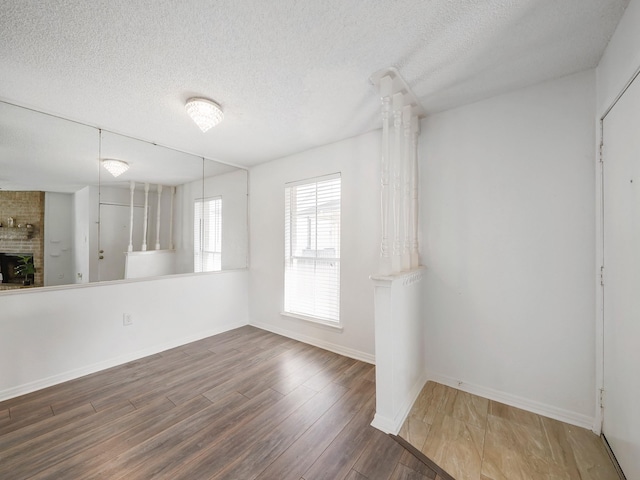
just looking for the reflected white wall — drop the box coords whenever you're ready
[175,169,248,274]
[44,192,74,286]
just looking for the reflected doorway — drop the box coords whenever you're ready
[98,203,146,281]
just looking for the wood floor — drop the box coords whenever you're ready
[399,381,620,480]
[0,326,443,480]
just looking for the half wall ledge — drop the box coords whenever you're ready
[370,266,428,434]
[370,266,425,287]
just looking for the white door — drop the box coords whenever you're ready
[602,73,640,479]
[98,204,145,281]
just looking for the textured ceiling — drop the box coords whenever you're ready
[0,0,629,167]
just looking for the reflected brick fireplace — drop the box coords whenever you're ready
[0,191,44,289]
[0,253,34,284]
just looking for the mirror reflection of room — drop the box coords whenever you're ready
[0,101,248,290]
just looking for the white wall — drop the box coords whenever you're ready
[44,192,74,286]
[420,70,597,427]
[0,269,249,400]
[249,131,380,362]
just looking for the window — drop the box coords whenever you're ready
[284,174,341,323]
[194,196,222,272]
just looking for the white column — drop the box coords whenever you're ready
[128,181,135,253]
[402,105,412,271]
[155,184,163,250]
[391,92,404,273]
[141,183,149,251]
[169,186,175,250]
[379,75,392,275]
[372,68,423,274]
[411,116,420,268]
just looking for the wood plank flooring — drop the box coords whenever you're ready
[399,381,621,480]
[0,326,443,480]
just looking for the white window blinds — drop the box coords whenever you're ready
[194,196,222,272]
[284,174,341,322]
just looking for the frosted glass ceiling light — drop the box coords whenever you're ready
[101,159,129,177]
[185,97,224,132]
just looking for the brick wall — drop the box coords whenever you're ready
[0,191,45,286]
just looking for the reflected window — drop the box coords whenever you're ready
[194,197,222,272]
[284,174,341,323]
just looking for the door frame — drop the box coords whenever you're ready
[595,63,640,435]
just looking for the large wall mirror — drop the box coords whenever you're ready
[0,101,248,292]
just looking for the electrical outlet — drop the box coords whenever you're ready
[123,313,133,326]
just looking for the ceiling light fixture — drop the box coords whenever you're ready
[185,97,224,132]
[101,159,129,177]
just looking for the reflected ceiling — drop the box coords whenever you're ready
[0,102,237,193]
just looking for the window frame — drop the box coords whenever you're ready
[194,195,222,273]
[282,173,341,327]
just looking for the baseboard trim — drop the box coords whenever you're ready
[371,413,397,434]
[0,320,248,403]
[371,370,430,435]
[250,321,375,364]
[427,372,595,430]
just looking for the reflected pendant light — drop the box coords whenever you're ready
[185,97,224,132]
[102,159,129,177]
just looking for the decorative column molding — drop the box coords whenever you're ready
[370,67,424,275]
[411,116,420,268]
[402,105,412,271]
[155,184,163,250]
[392,92,403,274]
[128,181,135,253]
[379,75,392,275]
[141,183,149,251]
[169,186,175,251]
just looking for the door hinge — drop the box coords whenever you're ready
[600,265,605,286]
[599,142,604,163]
[600,388,605,409]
